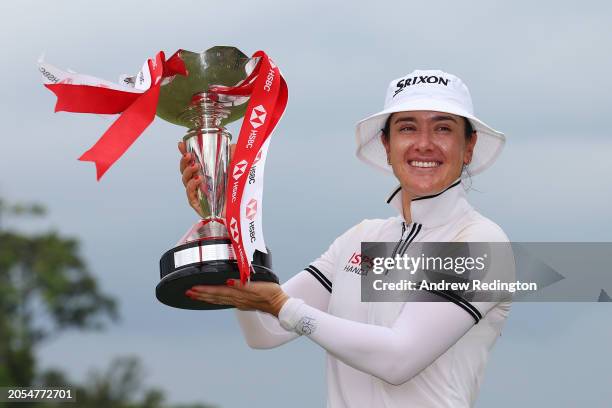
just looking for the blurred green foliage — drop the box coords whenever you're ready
[0,199,216,408]
[0,198,118,388]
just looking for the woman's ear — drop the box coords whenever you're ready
[464,132,478,164]
[381,114,393,164]
[381,132,391,156]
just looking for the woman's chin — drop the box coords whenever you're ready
[402,178,448,198]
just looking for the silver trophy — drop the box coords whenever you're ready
[155,47,278,310]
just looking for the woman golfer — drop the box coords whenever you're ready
[179,69,511,408]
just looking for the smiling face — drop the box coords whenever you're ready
[381,110,477,199]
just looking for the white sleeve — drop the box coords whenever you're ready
[235,269,331,349]
[278,295,478,386]
[235,224,355,349]
[449,217,514,317]
[273,218,513,384]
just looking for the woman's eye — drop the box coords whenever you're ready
[436,126,451,132]
[399,126,416,132]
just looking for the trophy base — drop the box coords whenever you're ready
[157,239,278,310]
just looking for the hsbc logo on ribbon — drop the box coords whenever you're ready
[253,149,263,165]
[229,217,240,242]
[233,160,248,180]
[250,105,267,129]
[245,198,258,221]
[246,199,258,243]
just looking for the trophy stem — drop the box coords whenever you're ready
[181,92,232,222]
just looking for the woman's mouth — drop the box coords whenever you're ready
[408,160,442,168]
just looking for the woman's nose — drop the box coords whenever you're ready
[412,130,435,151]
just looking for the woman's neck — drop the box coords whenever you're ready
[401,190,413,224]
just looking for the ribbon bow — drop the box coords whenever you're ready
[44,51,187,180]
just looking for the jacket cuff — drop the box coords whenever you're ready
[278,297,306,332]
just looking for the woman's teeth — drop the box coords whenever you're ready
[409,161,441,168]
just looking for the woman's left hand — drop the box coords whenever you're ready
[186,280,290,317]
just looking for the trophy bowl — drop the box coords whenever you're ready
[155,46,279,310]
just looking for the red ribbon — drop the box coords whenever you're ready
[44,51,187,180]
[211,51,288,284]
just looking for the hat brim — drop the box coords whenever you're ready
[355,99,505,176]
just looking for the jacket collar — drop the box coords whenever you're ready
[386,179,471,228]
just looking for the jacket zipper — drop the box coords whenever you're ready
[384,221,422,275]
[384,222,410,276]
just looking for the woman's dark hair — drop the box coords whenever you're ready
[381,114,474,141]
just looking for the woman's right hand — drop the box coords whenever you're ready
[178,141,204,218]
[178,141,236,218]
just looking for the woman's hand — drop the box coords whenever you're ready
[178,140,204,218]
[186,279,290,317]
[178,141,237,218]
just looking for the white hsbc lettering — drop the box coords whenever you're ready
[263,68,275,92]
[249,221,256,243]
[231,180,239,203]
[246,129,258,149]
[248,166,256,184]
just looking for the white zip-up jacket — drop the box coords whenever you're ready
[235,180,512,407]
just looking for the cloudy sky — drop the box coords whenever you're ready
[1,0,611,406]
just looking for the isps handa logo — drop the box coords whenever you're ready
[343,252,374,276]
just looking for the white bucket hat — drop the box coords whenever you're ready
[355,69,505,175]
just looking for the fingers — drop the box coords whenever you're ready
[186,289,233,306]
[191,285,238,296]
[185,175,201,213]
[182,142,234,176]
[180,153,190,175]
[187,283,269,311]
[182,160,200,187]
[178,141,196,175]
[225,278,243,289]
[187,285,242,306]
[178,141,188,173]
[178,140,187,155]
[179,140,203,216]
